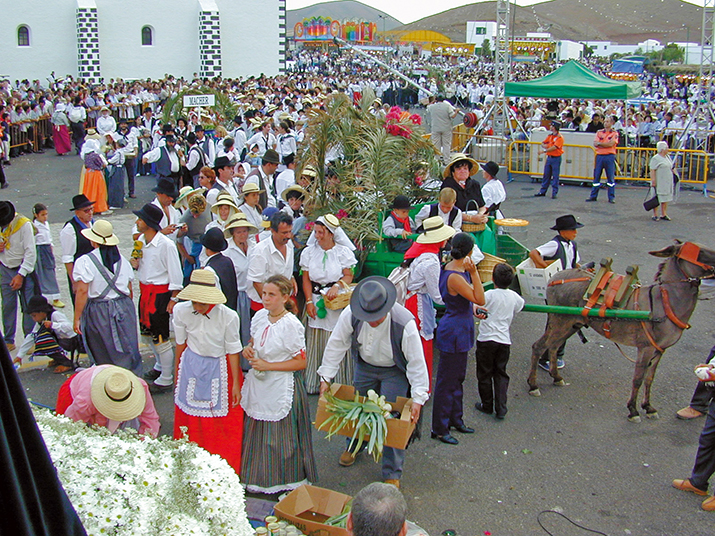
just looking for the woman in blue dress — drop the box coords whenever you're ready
[432,232,485,445]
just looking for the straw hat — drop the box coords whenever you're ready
[317,214,340,234]
[242,183,265,195]
[91,366,147,422]
[416,216,456,244]
[81,220,119,246]
[176,269,226,304]
[174,186,205,208]
[301,165,318,178]
[281,185,307,202]
[224,214,258,237]
[210,194,239,216]
[443,153,480,179]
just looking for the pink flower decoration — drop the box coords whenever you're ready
[305,222,315,231]
[336,209,349,219]
[409,114,422,125]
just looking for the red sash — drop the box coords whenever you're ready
[139,283,170,327]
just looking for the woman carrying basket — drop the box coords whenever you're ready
[299,215,357,394]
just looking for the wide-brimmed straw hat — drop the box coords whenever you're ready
[242,183,265,195]
[81,219,120,246]
[443,153,480,179]
[176,269,226,304]
[224,214,258,237]
[300,165,318,178]
[210,194,238,216]
[90,366,146,422]
[281,185,307,202]
[174,186,206,208]
[416,216,456,244]
[350,276,397,322]
[316,214,340,234]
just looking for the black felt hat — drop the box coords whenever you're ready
[480,161,500,178]
[200,227,228,252]
[390,195,412,210]
[132,203,164,232]
[0,201,15,227]
[69,194,95,212]
[151,178,179,199]
[551,214,584,231]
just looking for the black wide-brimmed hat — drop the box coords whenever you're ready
[70,194,95,212]
[26,295,54,315]
[262,149,281,165]
[0,201,15,227]
[350,276,397,323]
[551,214,584,231]
[132,203,164,232]
[390,195,412,210]
[151,178,179,199]
[201,227,228,252]
[480,161,500,178]
[213,155,233,171]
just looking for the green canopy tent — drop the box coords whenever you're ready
[505,60,642,100]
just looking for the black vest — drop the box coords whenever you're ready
[206,253,238,312]
[543,235,578,270]
[387,213,411,253]
[155,146,174,178]
[65,218,94,261]
[188,145,206,177]
[246,168,273,210]
[420,203,458,230]
[349,304,412,373]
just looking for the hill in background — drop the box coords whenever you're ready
[287,0,403,36]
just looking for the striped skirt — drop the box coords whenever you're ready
[240,371,318,494]
[304,326,354,394]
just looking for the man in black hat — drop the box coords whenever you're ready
[194,125,216,167]
[479,161,506,217]
[132,178,180,241]
[201,228,238,312]
[141,135,183,187]
[185,132,209,188]
[245,149,281,209]
[59,194,95,305]
[229,115,247,161]
[535,121,564,199]
[0,200,37,350]
[207,156,240,206]
[318,276,429,489]
[130,203,183,393]
[529,214,585,371]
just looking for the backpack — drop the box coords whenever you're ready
[387,265,415,306]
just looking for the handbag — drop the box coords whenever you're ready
[673,171,680,185]
[643,187,660,212]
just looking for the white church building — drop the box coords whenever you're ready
[0,0,287,82]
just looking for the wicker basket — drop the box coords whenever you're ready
[477,253,507,283]
[324,280,357,310]
[462,221,486,233]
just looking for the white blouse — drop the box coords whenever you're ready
[72,249,134,299]
[172,301,243,358]
[33,220,53,246]
[241,310,305,421]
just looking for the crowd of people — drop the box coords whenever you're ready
[2,48,715,509]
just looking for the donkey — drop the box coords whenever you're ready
[528,240,715,422]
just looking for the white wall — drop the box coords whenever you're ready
[466,21,496,47]
[557,40,583,62]
[0,0,76,82]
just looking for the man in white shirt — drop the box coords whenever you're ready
[245,149,280,209]
[317,276,428,489]
[0,201,37,349]
[246,212,295,308]
[207,156,240,206]
[427,95,458,164]
[130,203,183,392]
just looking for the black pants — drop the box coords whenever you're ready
[70,122,85,154]
[432,350,469,435]
[689,344,715,412]
[475,340,511,417]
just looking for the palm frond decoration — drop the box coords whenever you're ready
[300,93,440,249]
[162,86,238,129]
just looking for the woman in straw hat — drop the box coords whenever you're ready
[198,192,239,267]
[56,364,160,437]
[72,220,142,375]
[431,233,485,445]
[238,182,265,231]
[299,215,357,394]
[241,274,317,492]
[173,269,244,473]
[441,153,488,226]
[223,215,258,350]
[403,216,456,385]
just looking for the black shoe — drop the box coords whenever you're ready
[475,402,493,415]
[551,195,558,199]
[0,183,8,189]
[495,413,506,420]
[534,192,546,197]
[143,369,161,382]
[149,382,173,394]
[431,432,459,445]
[451,424,475,434]
[585,198,597,202]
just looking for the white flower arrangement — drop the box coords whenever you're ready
[33,407,254,536]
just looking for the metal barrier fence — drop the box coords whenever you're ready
[506,140,710,185]
[8,118,52,152]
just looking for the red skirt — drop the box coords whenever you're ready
[53,125,72,155]
[174,357,244,474]
[405,294,434,389]
[55,375,77,414]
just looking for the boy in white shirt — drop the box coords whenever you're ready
[474,263,524,420]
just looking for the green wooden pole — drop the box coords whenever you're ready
[522,303,651,320]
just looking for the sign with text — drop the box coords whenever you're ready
[183,94,215,107]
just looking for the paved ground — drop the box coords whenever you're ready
[5,150,715,535]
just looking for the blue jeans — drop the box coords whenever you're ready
[349,361,410,480]
[590,154,616,201]
[0,264,38,345]
[690,397,715,491]
[539,155,562,196]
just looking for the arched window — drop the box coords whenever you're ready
[141,26,153,46]
[17,25,30,47]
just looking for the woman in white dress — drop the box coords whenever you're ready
[649,140,675,221]
[299,215,357,394]
[241,275,317,493]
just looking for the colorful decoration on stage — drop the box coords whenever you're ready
[294,17,378,42]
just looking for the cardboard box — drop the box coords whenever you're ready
[516,258,562,299]
[274,485,351,536]
[314,384,415,451]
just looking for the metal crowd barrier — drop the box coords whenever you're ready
[8,117,53,152]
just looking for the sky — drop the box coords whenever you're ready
[286,0,706,25]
